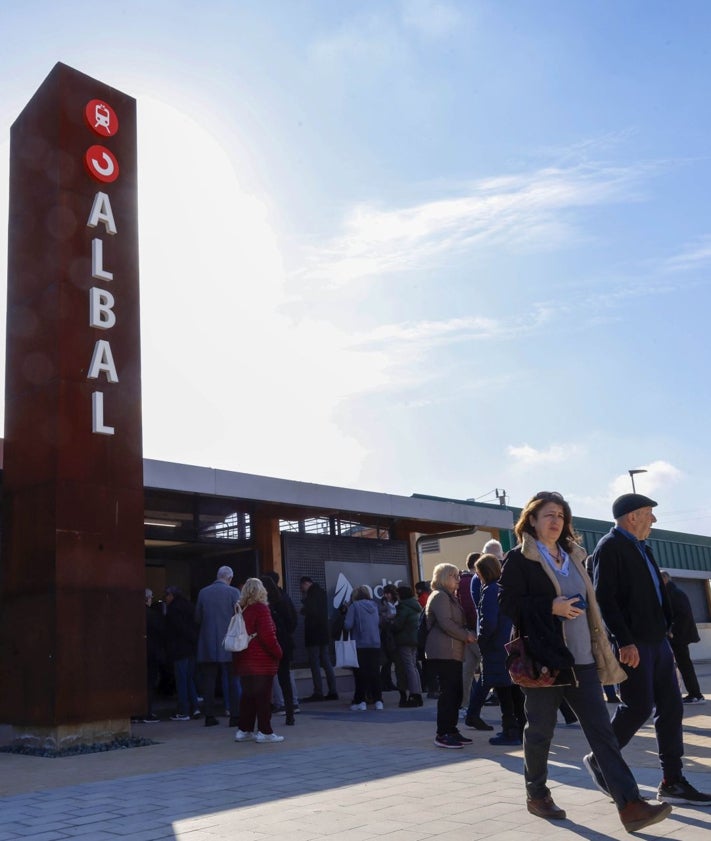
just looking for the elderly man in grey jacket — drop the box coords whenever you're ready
[196,566,241,727]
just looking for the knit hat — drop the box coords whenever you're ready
[612,493,658,519]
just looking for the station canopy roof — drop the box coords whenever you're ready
[144,458,514,537]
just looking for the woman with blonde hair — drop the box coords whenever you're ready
[232,578,284,743]
[425,562,476,748]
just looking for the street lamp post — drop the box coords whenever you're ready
[628,468,647,493]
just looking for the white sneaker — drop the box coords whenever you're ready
[350,702,367,711]
[374,701,384,710]
[255,731,284,743]
[234,729,253,742]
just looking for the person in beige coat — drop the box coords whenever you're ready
[425,563,476,749]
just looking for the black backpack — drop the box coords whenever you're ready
[417,608,430,652]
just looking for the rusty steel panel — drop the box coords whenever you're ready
[1,63,145,729]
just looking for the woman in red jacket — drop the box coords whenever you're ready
[232,578,284,743]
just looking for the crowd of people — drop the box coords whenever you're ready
[136,490,709,832]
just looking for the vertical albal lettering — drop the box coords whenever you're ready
[87,190,118,434]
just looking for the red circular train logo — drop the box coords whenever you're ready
[85,145,119,183]
[85,99,119,137]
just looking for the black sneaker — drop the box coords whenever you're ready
[324,692,339,701]
[583,753,610,796]
[142,713,160,723]
[489,731,522,746]
[434,733,463,749]
[682,695,706,705]
[301,694,325,703]
[464,714,494,731]
[451,729,473,744]
[657,777,711,805]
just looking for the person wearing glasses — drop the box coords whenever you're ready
[425,563,476,749]
[499,491,672,833]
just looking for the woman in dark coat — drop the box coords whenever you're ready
[164,586,200,721]
[499,491,671,833]
[465,555,525,744]
[261,575,298,725]
[232,578,284,743]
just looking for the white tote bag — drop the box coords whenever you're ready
[335,631,359,669]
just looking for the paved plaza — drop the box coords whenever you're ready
[1,665,710,841]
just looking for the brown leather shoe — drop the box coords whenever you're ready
[619,799,672,833]
[526,795,566,820]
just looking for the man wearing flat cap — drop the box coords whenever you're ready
[590,494,711,806]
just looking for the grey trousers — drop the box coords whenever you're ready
[523,664,640,809]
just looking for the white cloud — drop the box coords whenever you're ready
[399,0,463,38]
[353,304,556,351]
[609,460,683,499]
[663,236,711,272]
[507,442,585,467]
[299,163,643,288]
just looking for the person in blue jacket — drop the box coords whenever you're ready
[344,586,384,711]
[468,554,525,745]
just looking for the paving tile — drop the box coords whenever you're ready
[1,667,711,840]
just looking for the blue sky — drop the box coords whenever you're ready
[1,1,710,534]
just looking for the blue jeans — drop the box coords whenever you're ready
[174,656,199,716]
[523,664,640,808]
[467,673,490,718]
[612,639,684,782]
[199,661,241,719]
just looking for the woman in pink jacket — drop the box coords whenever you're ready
[232,578,284,743]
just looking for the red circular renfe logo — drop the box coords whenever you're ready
[85,99,119,137]
[85,145,119,183]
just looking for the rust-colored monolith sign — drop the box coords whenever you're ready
[0,63,145,747]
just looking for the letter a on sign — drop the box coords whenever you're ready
[87,339,119,383]
[86,191,117,235]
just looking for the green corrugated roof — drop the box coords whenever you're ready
[411,494,711,574]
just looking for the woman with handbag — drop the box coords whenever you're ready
[344,586,384,710]
[425,563,476,749]
[499,491,671,833]
[232,578,284,743]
